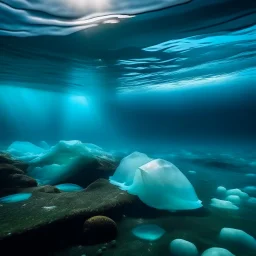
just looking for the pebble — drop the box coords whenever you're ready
[109,240,117,247]
[96,249,103,255]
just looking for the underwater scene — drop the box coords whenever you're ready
[0,0,256,255]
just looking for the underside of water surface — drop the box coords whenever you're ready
[0,0,256,256]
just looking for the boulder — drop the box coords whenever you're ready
[83,216,118,244]
[0,153,28,172]
[5,174,37,188]
[0,154,37,196]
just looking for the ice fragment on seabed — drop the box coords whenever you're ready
[219,228,256,252]
[242,186,256,196]
[169,239,198,256]
[0,193,32,203]
[216,186,227,198]
[210,198,239,210]
[55,183,83,192]
[201,247,234,256]
[226,188,249,200]
[245,173,256,178]
[110,156,202,211]
[109,151,152,186]
[225,195,241,206]
[132,224,165,241]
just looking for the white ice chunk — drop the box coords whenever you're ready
[27,140,111,185]
[219,228,256,252]
[39,141,50,150]
[225,195,241,206]
[7,141,45,159]
[201,247,235,256]
[127,159,202,211]
[109,152,152,187]
[210,198,239,210]
[28,164,66,185]
[216,186,227,199]
[132,224,165,241]
[245,173,256,178]
[245,197,256,209]
[55,183,83,192]
[226,189,249,200]
[242,186,256,196]
[30,140,90,166]
[169,239,198,256]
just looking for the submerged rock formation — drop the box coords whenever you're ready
[0,179,135,254]
[0,153,37,196]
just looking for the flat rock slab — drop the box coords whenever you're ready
[0,179,135,253]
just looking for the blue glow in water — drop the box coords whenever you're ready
[132,224,165,241]
[0,193,32,203]
[70,95,88,106]
[55,183,83,192]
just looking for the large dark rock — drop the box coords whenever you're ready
[5,173,37,188]
[54,154,119,188]
[0,153,29,172]
[0,163,24,176]
[0,179,136,255]
[0,153,37,196]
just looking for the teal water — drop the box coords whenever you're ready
[0,0,256,255]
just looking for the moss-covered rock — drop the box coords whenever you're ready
[83,216,118,244]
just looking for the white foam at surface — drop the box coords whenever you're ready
[0,0,190,36]
[219,228,256,252]
[169,239,198,256]
[201,247,235,256]
[126,159,202,211]
[210,198,239,210]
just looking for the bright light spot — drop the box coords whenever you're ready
[92,0,108,8]
[103,19,120,24]
[71,96,88,105]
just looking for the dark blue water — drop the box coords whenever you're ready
[0,1,256,255]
